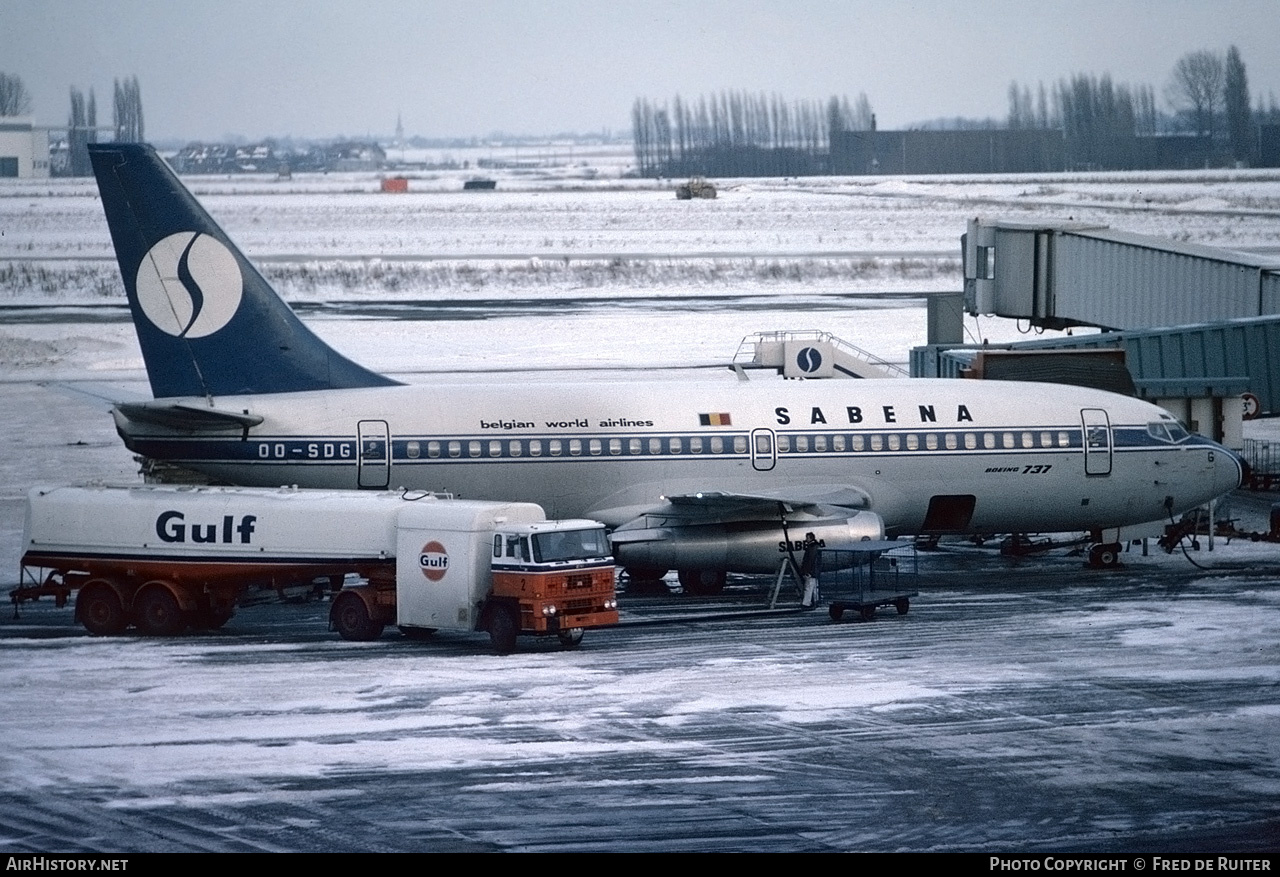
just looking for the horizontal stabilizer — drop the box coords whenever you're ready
[115,401,264,431]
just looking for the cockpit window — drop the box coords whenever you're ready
[1147,421,1190,443]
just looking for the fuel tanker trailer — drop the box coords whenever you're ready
[14,485,618,652]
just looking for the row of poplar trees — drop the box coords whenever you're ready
[632,91,873,178]
[66,76,145,176]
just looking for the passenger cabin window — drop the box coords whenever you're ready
[529,439,542,456]
[509,440,522,457]
[690,437,703,454]
[428,441,441,458]
[669,437,682,454]
[569,439,582,456]
[833,435,846,452]
[649,438,661,454]
[489,440,502,457]
[609,438,622,455]
[549,439,562,456]
[406,441,421,459]
[588,439,602,456]
[814,435,827,452]
[733,436,748,454]
[629,438,642,455]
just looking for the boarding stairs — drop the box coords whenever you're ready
[732,330,907,379]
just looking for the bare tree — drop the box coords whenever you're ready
[1167,50,1225,139]
[0,72,33,116]
[113,76,145,142]
[1224,45,1252,163]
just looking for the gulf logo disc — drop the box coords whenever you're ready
[419,541,449,581]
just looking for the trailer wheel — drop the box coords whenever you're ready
[557,627,585,649]
[487,603,520,655]
[894,597,910,616]
[331,592,384,642]
[859,604,876,622]
[135,584,187,636]
[828,604,845,622]
[77,580,128,636]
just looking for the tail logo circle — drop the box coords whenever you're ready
[135,232,242,338]
[796,346,823,373]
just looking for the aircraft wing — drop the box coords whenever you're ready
[607,485,872,544]
[660,486,871,518]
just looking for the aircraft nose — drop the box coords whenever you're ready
[1230,448,1250,490]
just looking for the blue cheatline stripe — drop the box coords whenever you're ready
[128,424,1201,468]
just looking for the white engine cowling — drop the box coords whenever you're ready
[611,510,885,575]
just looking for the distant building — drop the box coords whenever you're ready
[830,129,1066,175]
[172,142,283,174]
[0,117,51,178]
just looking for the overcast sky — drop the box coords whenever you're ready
[4,0,1280,141]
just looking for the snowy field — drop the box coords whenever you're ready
[1,161,1280,852]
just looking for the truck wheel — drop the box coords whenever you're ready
[895,597,910,616]
[77,580,128,636]
[488,603,520,655]
[135,585,187,636]
[331,592,384,642]
[828,603,845,622]
[557,627,585,649]
[678,568,726,596]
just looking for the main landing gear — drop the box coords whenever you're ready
[1087,542,1123,569]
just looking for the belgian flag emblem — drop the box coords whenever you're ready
[699,412,732,426]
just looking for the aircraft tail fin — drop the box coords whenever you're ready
[88,142,398,398]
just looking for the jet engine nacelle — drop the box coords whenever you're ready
[610,511,885,574]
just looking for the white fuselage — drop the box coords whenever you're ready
[115,376,1242,537]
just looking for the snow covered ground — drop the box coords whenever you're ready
[1,165,1279,852]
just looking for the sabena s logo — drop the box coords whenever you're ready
[135,232,243,338]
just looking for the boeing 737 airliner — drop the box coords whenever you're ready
[86,143,1243,591]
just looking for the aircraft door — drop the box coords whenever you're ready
[357,419,390,488]
[1081,408,1112,476]
[751,428,776,471]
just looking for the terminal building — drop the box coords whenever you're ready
[0,117,51,178]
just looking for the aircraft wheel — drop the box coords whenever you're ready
[487,602,520,655]
[557,627,585,649]
[135,584,187,636]
[859,604,876,622]
[828,603,845,622]
[330,592,384,642]
[77,580,128,636]
[1088,543,1122,569]
[895,597,910,616]
[678,568,726,596]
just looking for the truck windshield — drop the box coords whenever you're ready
[530,529,609,563]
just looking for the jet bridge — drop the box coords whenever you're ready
[933,218,1280,419]
[962,218,1280,331]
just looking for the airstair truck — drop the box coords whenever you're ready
[15,485,618,652]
